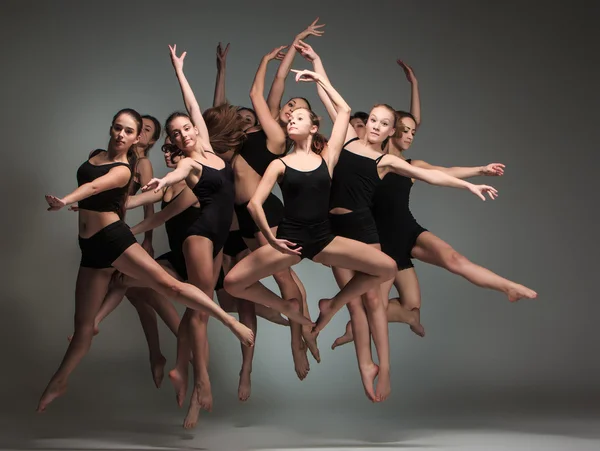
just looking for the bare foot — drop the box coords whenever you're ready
[256,305,290,326]
[292,344,310,380]
[150,355,167,388]
[36,379,67,412]
[67,325,99,342]
[238,368,252,402]
[331,321,354,350]
[507,283,537,302]
[375,367,391,402]
[302,326,321,363]
[168,367,188,407]
[196,381,213,412]
[406,310,425,338]
[410,323,426,337]
[359,363,379,403]
[312,298,336,334]
[183,386,201,429]
[229,320,255,347]
[281,298,313,327]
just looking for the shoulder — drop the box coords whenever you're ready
[136,157,153,170]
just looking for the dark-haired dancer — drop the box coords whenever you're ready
[349,112,368,139]
[37,109,254,414]
[332,61,536,349]
[214,19,326,381]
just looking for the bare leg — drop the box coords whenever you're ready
[311,237,396,333]
[392,268,425,337]
[412,232,537,302]
[224,245,313,327]
[237,299,256,401]
[37,267,114,412]
[332,267,379,402]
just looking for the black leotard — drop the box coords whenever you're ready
[328,138,384,244]
[276,158,334,260]
[238,129,279,175]
[184,158,235,257]
[371,159,427,270]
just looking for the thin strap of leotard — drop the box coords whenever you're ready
[343,137,360,147]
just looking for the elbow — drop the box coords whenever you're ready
[339,104,352,115]
[247,199,259,217]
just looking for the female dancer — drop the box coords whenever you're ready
[214,22,326,380]
[349,112,369,139]
[37,108,253,414]
[295,41,498,401]
[142,45,249,428]
[225,67,400,401]
[332,62,537,348]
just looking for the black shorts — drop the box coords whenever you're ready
[78,220,136,269]
[184,204,233,258]
[277,217,335,260]
[379,222,427,270]
[329,208,379,245]
[157,251,188,281]
[234,193,284,239]
[223,229,248,257]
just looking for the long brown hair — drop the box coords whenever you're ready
[203,104,247,154]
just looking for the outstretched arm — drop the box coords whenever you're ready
[411,160,505,179]
[213,42,229,107]
[250,47,288,153]
[45,166,131,211]
[142,157,200,193]
[137,158,155,255]
[293,70,351,171]
[125,187,164,210]
[380,154,498,201]
[169,44,213,152]
[397,60,421,127]
[131,187,198,236]
[266,18,325,117]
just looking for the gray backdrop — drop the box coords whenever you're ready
[1,0,598,438]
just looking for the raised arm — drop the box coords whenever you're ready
[142,157,201,193]
[250,48,288,153]
[213,42,229,107]
[411,160,505,179]
[397,60,421,127]
[293,70,351,172]
[131,187,199,236]
[168,44,212,152]
[379,154,498,201]
[265,18,325,117]
[45,165,131,211]
[295,41,356,144]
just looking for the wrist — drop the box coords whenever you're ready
[478,166,485,176]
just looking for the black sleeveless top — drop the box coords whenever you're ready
[372,158,419,230]
[238,129,279,176]
[329,138,384,211]
[76,149,131,213]
[191,160,235,209]
[279,158,331,224]
[162,190,200,253]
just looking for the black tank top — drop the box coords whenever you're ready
[279,158,331,224]
[191,159,235,210]
[372,158,418,230]
[162,190,200,252]
[76,149,131,213]
[238,129,279,176]
[329,138,384,211]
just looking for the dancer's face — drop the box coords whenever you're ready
[350,117,367,139]
[109,113,140,153]
[279,97,310,124]
[287,108,317,139]
[365,106,396,144]
[161,138,181,168]
[237,109,257,132]
[138,118,158,148]
[392,117,417,151]
[168,116,199,151]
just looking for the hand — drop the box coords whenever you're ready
[294,39,318,62]
[68,203,79,212]
[142,177,166,193]
[216,42,230,70]
[291,69,321,83]
[45,195,66,211]
[269,238,302,256]
[142,239,154,258]
[481,163,505,177]
[397,59,417,84]
[295,17,326,41]
[264,45,288,62]
[168,44,187,72]
[468,184,498,201]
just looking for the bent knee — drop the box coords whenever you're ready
[363,290,382,310]
[375,255,397,280]
[223,271,243,296]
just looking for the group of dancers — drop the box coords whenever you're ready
[38,19,537,429]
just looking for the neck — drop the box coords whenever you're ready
[134,145,147,158]
[386,140,405,159]
[106,144,126,161]
[291,136,313,155]
[361,137,385,153]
